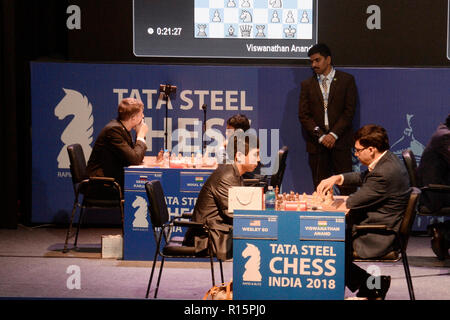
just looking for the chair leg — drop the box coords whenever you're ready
[145,256,159,298]
[154,256,166,299]
[120,200,125,236]
[74,207,85,248]
[402,250,415,300]
[219,259,224,283]
[63,202,78,253]
[209,255,216,286]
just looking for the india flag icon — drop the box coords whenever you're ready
[318,220,328,227]
[195,177,204,182]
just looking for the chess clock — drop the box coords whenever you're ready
[133,0,317,59]
[154,27,183,36]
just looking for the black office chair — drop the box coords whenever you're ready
[402,149,450,216]
[269,146,288,189]
[353,187,421,300]
[144,180,224,299]
[243,146,288,190]
[63,143,124,253]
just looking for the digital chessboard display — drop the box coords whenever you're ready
[133,0,317,59]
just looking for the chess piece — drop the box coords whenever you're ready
[284,25,296,37]
[271,11,280,23]
[157,149,164,162]
[227,0,236,7]
[270,0,282,8]
[228,25,235,36]
[240,25,252,37]
[256,25,265,37]
[241,0,250,8]
[324,190,335,206]
[240,10,252,23]
[285,10,295,23]
[301,10,309,23]
[197,24,207,37]
[212,10,221,22]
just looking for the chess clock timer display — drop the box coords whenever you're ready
[148,27,183,36]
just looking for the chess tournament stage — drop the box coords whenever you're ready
[0,223,449,300]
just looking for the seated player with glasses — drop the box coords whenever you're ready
[316,124,411,300]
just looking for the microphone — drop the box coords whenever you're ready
[313,126,321,138]
[202,104,207,156]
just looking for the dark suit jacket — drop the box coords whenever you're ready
[183,164,243,260]
[86,119,147,189]
[298,69,357,154]
[416,123,450,212]
[342,150,411,258]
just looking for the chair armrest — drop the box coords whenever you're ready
[173,220,204,228]
[89,176,115,183]
[353,224,396,236]
[181,213,193,219]
[243,179,261,186]
[354,224,389,230]
[422,184,450,193]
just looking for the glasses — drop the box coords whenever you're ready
[354,146,368,155]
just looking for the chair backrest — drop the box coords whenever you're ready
[401,149,418,187]
[145,180,170,228]
[269,146,288,188]
[67,144,88,185]
[399,187,421,248]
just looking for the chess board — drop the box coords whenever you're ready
[275,190,348,212]
[194,0,314,39]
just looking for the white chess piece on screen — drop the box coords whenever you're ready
[212,10,221,22]
[227,0,236,7]
[271,11,280,23]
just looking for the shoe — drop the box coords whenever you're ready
[356,276,391,300]
[431,225,449,260]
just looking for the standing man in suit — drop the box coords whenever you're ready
[86,98,148,193]
[183,133,260,261]
[299,43,357,195]
[317,124,411,299]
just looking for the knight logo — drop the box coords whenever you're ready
[391,114,425,163]
[352,113,425,172]
[242,243,262,282]
[54,88,94,169]
[132,195,149,229]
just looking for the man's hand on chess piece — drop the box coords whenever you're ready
[316,174,343,197]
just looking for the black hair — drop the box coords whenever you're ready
[354,124,390,152]
[307,43,332,59]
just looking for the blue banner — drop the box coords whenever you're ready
[31,62,450,231]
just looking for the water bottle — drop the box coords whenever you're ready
[265,186,276,210]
